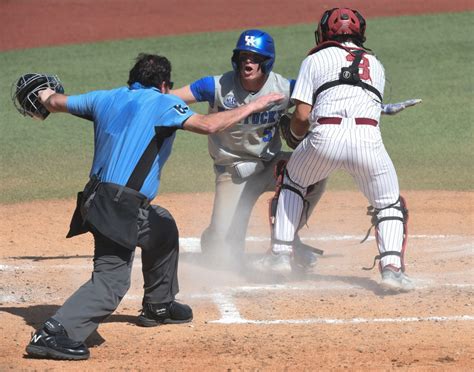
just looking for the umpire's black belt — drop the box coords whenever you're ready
[317,117,378,126]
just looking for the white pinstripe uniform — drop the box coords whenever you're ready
[273,42,405,270]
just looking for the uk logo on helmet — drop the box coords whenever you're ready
[245,35,257,47]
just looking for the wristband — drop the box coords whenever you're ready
[290,127,305,140]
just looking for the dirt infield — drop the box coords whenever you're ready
[1,191,473,369]
[1,0,473,370]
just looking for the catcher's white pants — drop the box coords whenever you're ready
[273,119,404,269]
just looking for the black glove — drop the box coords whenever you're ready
[279,113,304,150]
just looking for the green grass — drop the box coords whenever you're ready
[0,12,472,203]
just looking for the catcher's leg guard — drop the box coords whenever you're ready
[363,196,409,272]
[268,162,323,268]
[268,160,288,227]
[269,161,307,248]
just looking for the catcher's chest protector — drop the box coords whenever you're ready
[308,42,383,105]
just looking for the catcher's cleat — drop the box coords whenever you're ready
[137,301,193,327]
[253,251,292,273]
[293,247,318,270]
[290,236,321,271]
[25,318,89,360]
[380,265,414,293]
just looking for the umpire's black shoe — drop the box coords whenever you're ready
[137,301,193,327]
[25,318,90,360]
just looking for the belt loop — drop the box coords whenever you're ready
[318,117,378,126]
[354,118,378,126]
[113,187,124,202]
[317,117,342,125]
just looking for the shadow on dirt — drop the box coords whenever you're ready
[0,305,139,347]
[9,255,93,261]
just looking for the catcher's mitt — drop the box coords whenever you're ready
[279,113,303,149]
[11,73,64,120]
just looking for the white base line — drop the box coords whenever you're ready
[210,315,474,325]
[207,293,474,325]
[210,293,243,323]
[180,235,471,253]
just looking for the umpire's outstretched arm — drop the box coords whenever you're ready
[181,93,284,134]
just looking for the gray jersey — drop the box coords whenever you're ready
[208,71,292,166]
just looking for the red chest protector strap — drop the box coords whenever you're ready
[308,41,383,105]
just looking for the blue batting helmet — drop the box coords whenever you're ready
[231,29,275,74]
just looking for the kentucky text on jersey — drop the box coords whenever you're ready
[218,106,284,125]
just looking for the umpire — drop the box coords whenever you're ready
[20,53,283,360]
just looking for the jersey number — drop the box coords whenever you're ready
[346,54,371,81]
[262,127,274,143]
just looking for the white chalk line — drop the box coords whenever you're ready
[210,315,474,325]
[1,234,471,305]
[198,285,473,325]
[2,281,473,304]
[206,293,474,325]
[1,232,471,271]
[181,234,471,253]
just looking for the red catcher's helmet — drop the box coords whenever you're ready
[315,8,366,45]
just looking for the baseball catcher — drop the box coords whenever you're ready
[11,73,64,120]
[264,7,415,291]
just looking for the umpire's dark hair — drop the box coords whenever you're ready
[127,53,171,88]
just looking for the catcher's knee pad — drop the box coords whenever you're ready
[269,163,311,249]
[300,178,327,230]
[268,164,324,267]
[269,161,307,229]
[362,196,409,272]
[269,160,287,227]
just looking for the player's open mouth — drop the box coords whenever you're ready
[244,66,253,72]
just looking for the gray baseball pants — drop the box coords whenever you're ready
[201,151,327,257]
[53,205,180,342]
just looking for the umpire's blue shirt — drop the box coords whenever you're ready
[67,82,194,200]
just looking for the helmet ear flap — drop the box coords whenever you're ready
[231,51,240,71]
[260,58,273,74]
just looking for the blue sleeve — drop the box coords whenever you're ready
[189,76,215,106]
[159,95,195,129]
[289,79,296,96]
[66,90,103,117]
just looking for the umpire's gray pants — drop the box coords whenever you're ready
[53,205,179,342]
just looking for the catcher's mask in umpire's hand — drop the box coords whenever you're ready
[11,73,64,120]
